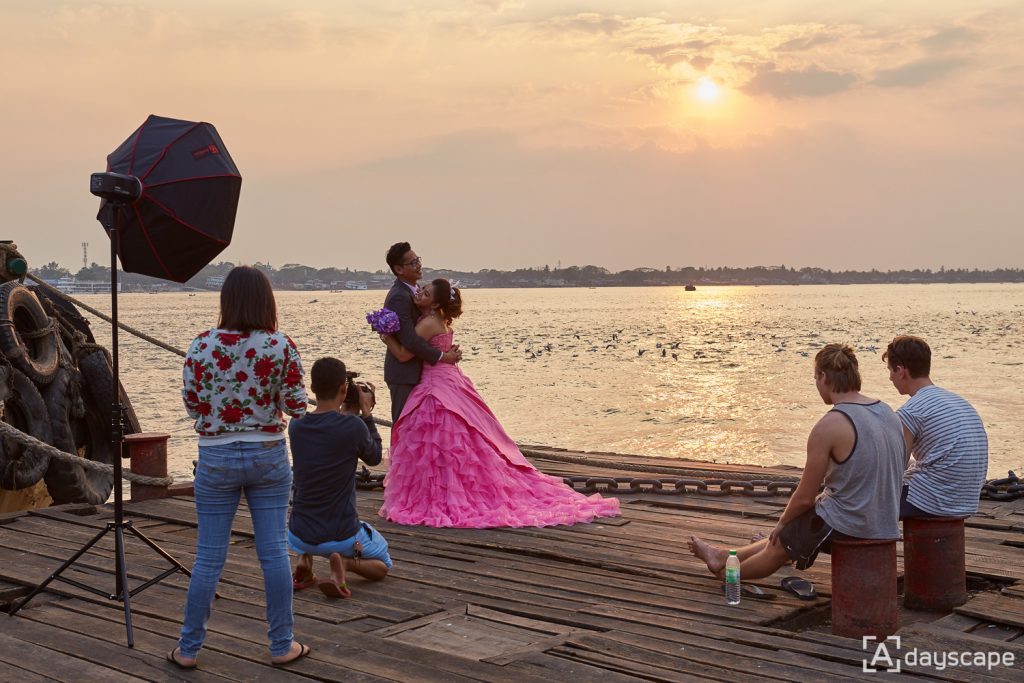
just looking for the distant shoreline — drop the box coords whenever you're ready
[86,280,1024,294]
[34,263,1024,293]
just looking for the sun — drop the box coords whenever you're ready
[695,77,721,103]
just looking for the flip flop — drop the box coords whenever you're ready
[781,576,817,600]
[721,583,777,600]
[271,642,311,667]
[292,571,318,591]
[317,578,352,599]
[167,648,197,670]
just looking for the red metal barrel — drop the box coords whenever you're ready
[831,537,898,639]
[903,517,967,611]
[126,432,170,502]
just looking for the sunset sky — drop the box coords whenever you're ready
[2,1,1021,273]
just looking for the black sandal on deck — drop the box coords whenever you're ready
[271,642,311,667]
[781,576,817,600]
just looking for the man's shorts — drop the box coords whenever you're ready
[778,507,835,570]
[899,484,941,520]
[288,521,393,569]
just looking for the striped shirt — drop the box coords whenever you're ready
[899,385,988,517]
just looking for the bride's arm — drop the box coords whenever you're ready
[380,334,414,362]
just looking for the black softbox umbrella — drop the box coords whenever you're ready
[98,114,241,282]
[8,115,242,646]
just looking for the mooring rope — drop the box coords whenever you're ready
[26,274,187,359]
[0,422,173,487]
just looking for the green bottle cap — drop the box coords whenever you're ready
[728,550,738,555]
[7,258,27,276]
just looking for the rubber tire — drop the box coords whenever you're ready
[0,367,53,490]
[78,348,142,442]
[42,366,115,505]
[34,287,142,436]
[0,281,60,385]
[34,284,96,354]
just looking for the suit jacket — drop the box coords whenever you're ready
[383,279,441,385]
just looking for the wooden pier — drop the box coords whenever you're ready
[0,448,1021,681]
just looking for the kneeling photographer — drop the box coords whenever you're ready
[287,358,391,600]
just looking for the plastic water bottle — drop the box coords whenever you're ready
[725,550,741,605]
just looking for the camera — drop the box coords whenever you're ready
[343,372,374,409]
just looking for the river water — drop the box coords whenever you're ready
[78,284,1023,480]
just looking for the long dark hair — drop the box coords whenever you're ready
[431,278,463,324]
[218,266,277,332]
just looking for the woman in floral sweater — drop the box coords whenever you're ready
[171,266,310,669]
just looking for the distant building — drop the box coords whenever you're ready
[40,277,119,294]
[205,275,225,289]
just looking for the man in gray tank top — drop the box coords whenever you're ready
[689,344,907,583]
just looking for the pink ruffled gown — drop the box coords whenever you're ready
[380,331,620,528]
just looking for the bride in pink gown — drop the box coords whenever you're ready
[379,278,620,528]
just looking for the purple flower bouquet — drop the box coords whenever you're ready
[366,307,401,335]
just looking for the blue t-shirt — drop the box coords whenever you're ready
[288,411,382,544]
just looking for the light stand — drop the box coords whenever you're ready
[10,181,192,647]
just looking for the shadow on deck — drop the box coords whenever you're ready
[0,449,1021,681]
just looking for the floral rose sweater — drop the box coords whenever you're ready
[182,328,307,440]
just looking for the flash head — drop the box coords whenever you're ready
[90,172,142,203]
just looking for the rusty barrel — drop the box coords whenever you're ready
[831,537,898,639]
[903,517,967,611]
[126,432,170,502]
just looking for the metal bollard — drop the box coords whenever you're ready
[903,517,967,611]
[831,537,898,639]
[125,432,172,502]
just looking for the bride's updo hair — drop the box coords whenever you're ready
[431,278,463,323]
[814,343,861,393]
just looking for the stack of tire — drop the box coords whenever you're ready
[0,280,140,505]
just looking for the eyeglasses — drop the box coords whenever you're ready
[401,257,422,267]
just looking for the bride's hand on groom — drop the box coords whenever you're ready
[440,345,462,364]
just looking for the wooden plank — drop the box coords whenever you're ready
[0,659,55,683]
[506,650,649,682]
[2,609,215,683]
[957,594,1024,630]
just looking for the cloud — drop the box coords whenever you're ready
[633,42,714,71]
[921,26,979,53]
[873,58,966,88]
[543,12,628,36]
[741,65,858,99]
[775,33,837,52]
[689,55,713,72]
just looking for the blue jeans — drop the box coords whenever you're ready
[288,521,393,569]
[178,440,294,658]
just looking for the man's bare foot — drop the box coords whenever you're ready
[318,552,352,598]
[687,535,728,576]
[751,530,768,543]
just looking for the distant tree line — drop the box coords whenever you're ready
[31,259,1024,291]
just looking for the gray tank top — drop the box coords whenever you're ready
[814,401,906,539]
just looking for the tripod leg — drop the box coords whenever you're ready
[114,525,134,647]
[9,524,110,616]
[126,525,193,577]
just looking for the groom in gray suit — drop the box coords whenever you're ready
[383,242,462,422]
